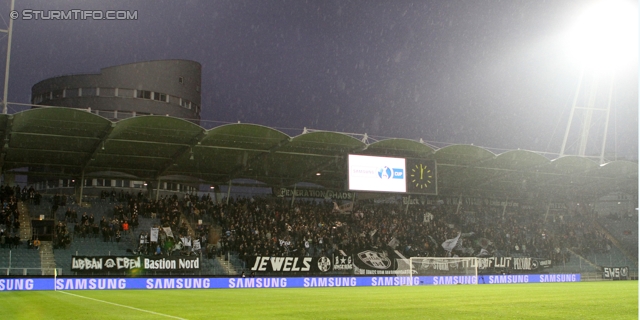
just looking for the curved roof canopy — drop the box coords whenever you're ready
[0,108,635,199]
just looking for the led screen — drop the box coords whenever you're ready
[348,154,406,192]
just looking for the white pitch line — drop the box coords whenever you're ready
[58,291,187,320]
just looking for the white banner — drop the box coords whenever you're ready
[163,227,174,238]
[150,228,159,242]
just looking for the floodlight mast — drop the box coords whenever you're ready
[0,0,14,114]
[559,69,584,158]
[559,69,615,164]
[559,0,636,163]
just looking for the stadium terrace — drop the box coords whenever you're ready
[0,107,634,289]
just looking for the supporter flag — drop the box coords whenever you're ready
[164,237,175,251]
[163,227,174,238]
[475,237,493,249]
[193,239,201,251]
[388,237,400,249]
[150,228,159,242]
[333,202,353,214]
[441,233,461,252]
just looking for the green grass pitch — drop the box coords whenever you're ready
[0,281,636,319]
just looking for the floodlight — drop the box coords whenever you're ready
[565,0,638,70]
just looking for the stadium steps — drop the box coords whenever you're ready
[200,256,227,275]
[545,250,598,274]
[566,249,601,271]
[18,202,33,241]
[198,222,239,275]
[581,247,637,272]
[39,241,56,275]
[216,256,239,275]
[593,219,638,266]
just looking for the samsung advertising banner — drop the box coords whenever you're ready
[0,274,581,291]
[71,255,200,272]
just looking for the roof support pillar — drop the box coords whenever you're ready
[455,193,463,215]
[155,179,161,201]
[4,172,14,186]
[290,183,297,207]
[1,0,14,114]
[404,194,410,215]
[213,185,219,203]
[77,170,85,206]
[544,203,551,222]
[226,181,232,205]
[502,195,509,219]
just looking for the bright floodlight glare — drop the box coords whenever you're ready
[565,0,638,70]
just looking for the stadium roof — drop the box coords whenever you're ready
[0,108,636,200]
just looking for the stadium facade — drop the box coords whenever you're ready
[31,60,202,123]
[26,60,202,195]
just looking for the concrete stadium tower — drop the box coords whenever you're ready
[31,59,202,123]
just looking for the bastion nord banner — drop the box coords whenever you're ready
[71,255,200,272]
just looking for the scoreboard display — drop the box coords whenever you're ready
[348,155,406,193]
[347,155,437,195]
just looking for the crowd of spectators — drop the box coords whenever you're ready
[53,221,71,249]
[13,184,630,273]
[68,190,620,272]
[0,231,20,249]
[176,195,621,270]
[0,186,22,250]
[0,197,20,236]
[94,192,210,257]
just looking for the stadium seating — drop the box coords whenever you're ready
[597,215,638,257]
[0,246,42,275]
[7,191,637,278]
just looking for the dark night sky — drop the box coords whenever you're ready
[0,0,637,159]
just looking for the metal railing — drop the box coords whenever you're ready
[0,267,63,276]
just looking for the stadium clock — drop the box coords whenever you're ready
[411,163,433,189]
[406,159,437,194]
